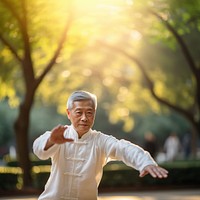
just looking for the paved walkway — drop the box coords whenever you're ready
[99,189,200,200]
[1,189,200,200]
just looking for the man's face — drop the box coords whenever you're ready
[67,100,96,138]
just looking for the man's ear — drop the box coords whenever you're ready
[66,109,70,120]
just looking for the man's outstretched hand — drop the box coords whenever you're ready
[44,125,73,150]
[140,165,168,179]
[50,125,74,144]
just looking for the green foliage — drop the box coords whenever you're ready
[0,172,19,190]
[133,112,190,144]
[100,160,200,189]
[0,100,16,147]
[1,160,200,191]
[0,0,198,133]
[30,104,69,139]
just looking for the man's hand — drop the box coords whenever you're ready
[140,165,168,178]
[44,125,74,150]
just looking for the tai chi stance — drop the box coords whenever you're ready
[33,90,168,200]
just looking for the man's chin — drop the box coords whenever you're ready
[78,126,90,132]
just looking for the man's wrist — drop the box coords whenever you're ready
[44,137,55,150]
[48,137,54,145]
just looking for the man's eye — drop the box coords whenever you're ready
[87,112,93,116]
[76,111,82,115]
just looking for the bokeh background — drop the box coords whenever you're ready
[0,0,200,194]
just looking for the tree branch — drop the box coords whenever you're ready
[20,0,35,85]
[98,41,195,125]
[35,14,73,88]
[0,0,23,63]
[1,0,34,84]
[149,10,199,82]
[1,0,22,28]
[149,9,200,129]
[0,31,22,63]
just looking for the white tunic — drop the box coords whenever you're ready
[33,125,157,200]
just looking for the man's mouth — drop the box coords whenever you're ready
[79,124,88,127]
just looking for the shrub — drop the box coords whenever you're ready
[0,160,200,191]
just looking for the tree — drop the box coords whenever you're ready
[97,0,200,155]
[0,0,132,188]
[0,0,73,187]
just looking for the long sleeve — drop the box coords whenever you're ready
[33,128,158,200]
[99,134,157,172]
[33,131,60,160]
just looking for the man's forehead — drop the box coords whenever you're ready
[73,100,95,109]
[74,107,94,110]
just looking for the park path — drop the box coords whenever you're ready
[1,189,200,200]
[99,189,200,200]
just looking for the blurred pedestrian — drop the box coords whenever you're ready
[182,132,191,159]
[143,131,157,159]
[164,132,181,161]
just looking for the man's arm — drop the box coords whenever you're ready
[33,125,74,160]
[100,134,168,179]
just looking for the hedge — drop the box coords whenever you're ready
[99,160,200,189]
[0,160,200,192]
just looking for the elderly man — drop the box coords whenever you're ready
[33,90,168,200]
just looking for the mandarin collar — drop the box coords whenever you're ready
[70,125,91,141]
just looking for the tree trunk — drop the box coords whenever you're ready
[14,92,34,188]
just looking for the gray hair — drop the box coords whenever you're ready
[67,90,97,110]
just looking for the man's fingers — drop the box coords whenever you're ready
[152,166,168,178]
[64,138,74,142]
[139,170,148,177]
[158,167,168,178]
[151,166,168,178]
[150,167,160,178]
[50,125,71,144]
[140,165,168,179]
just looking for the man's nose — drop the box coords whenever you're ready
[81,113,88,121]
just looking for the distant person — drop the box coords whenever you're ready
[143,132,157,158]
[33,90,168,200]
[182,132,191,159]
[164,132,181,161]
